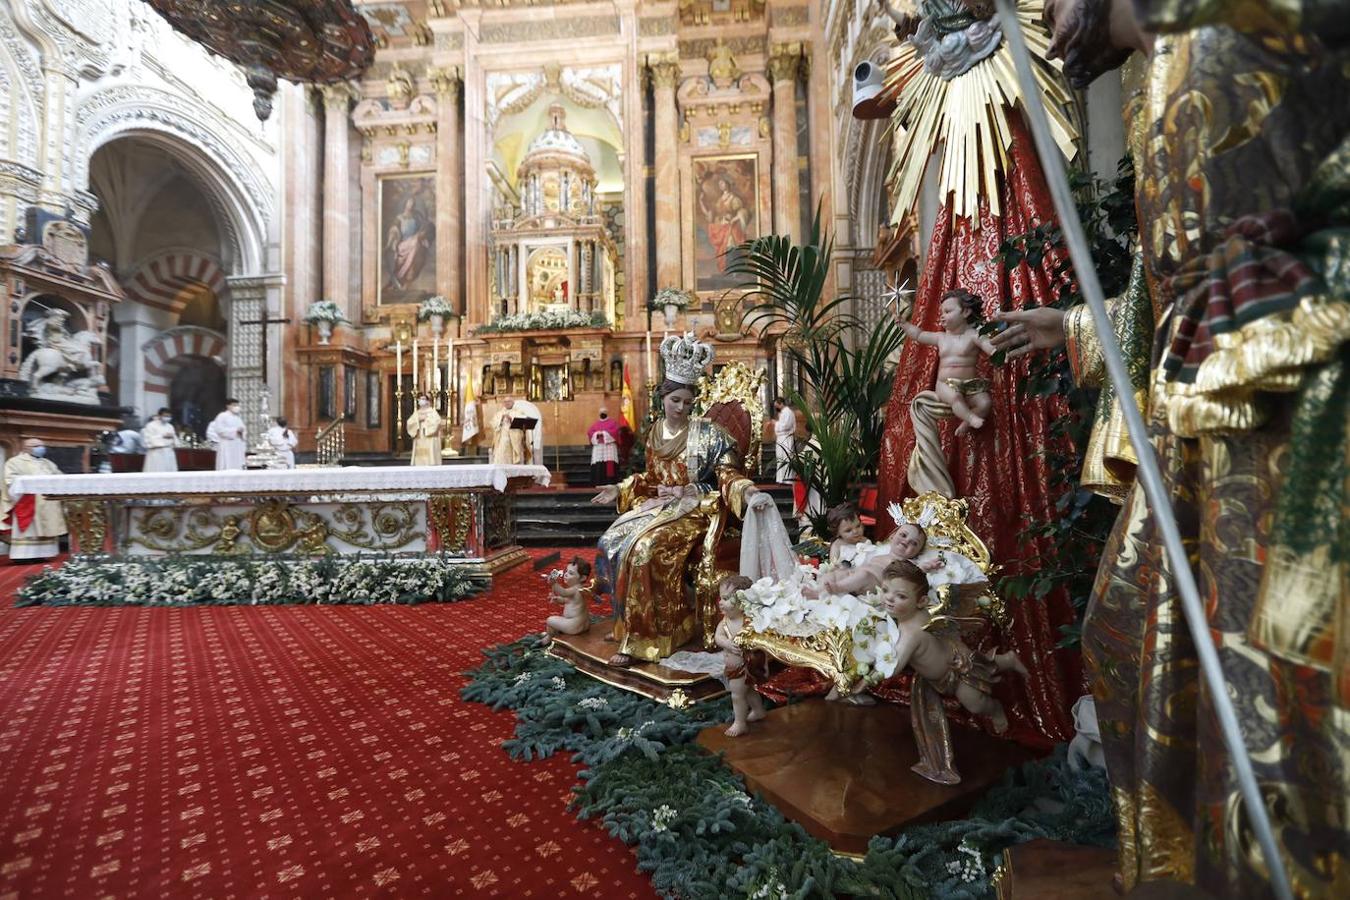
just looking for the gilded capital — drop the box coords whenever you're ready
[320,81,359,110]
[768,42,802,83]
[427,65,462,99]
[648,53,680,91]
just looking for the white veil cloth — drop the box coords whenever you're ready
[739,501,800,583]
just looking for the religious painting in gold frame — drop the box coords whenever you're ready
[689,154,759,293]
[377,173,436,306]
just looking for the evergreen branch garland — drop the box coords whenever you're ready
[16,555,488,607]
[464,635,1115,900]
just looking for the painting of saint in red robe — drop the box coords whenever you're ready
[379,176,436,304]
[692,156,757,292]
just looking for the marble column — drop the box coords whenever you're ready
[649,55,681,292]
[429,66,463,315]
[320,83,358,318]
[768,43,802,241]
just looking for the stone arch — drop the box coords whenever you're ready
[72,85,271,274]
[125,249,227,318]
[141,326,227,401]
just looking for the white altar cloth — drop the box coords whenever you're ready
[13,464,551,498]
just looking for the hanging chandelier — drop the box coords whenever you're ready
[142,0,376,122]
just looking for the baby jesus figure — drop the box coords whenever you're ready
[900,288,997,435]
[879,559,1027,735]
[816,500,986,599]
[544,557,592,640]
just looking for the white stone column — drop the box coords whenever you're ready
[650,55,681,291]
[320,83,358,317]
[768,43,802,241]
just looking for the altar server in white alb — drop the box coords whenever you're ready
[2,438,67,561]
[772,396,796,483]
[141,407,178,473]
[266,417,298,468]
[206,398,247,470]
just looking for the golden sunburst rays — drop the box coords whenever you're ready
[884,1,1079,223]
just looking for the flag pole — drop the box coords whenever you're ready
[991,4,1292,896]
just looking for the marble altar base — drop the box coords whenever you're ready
[696,701,1035,855]
[548,618,726,706]
[11,464,550,579]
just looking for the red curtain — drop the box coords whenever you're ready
[761,115,1082,748]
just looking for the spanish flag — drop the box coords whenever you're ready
[618,363,636,461]
[620,363,637,432]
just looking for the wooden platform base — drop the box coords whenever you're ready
[697,700,1034,855]
[996,839,1118,899]
[548,619,726,705]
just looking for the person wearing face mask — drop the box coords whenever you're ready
[206,399,247,470]
[406,393,443,466]
[141,407,178,473]
[1,438,66,561]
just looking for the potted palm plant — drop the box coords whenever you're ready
[302,300,349,345]
[728,207,903,535]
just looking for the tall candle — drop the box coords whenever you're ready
[396,340,403,395]
[412,338,419,392]
[447,335,455,410]
[645,330,653,379]
[433,337,440,394]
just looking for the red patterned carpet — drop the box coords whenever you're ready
[0,552,655,898]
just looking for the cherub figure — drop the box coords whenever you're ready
[544,557,592,639]
[900,288,996,435]
[879,559,1027,734]
[714,574,767,737]
[825,501,881,569]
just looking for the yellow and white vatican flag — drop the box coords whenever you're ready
[462,372,480,445]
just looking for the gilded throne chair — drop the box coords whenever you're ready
[692,361,768,649]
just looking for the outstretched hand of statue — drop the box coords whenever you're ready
[591,484,619,506]
[989,308,1067,359]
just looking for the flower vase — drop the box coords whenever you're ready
[663,304,679,329]
[316,320,334,345]
[429,313,445,336]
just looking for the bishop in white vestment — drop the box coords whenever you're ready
[141,408,178,472]
[206,400,247,470]
[406,396,443,466]
[2,439,66,560]
[491,398,525,465]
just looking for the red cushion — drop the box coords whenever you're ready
[705,401,752,459]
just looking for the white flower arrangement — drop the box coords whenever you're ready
[302,299,349,324]
[577,696,609,711]
[472,308,609,335]
[650,804,677,833]
[416,295,454,321]
[650,287,694,311]
[15,556,483,608]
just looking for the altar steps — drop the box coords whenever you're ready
[512,484,800,548]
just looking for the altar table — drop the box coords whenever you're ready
[12,464,550,573]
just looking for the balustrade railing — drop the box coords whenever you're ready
[315,415,346,466]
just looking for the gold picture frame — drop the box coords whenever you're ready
[376,173,437,307]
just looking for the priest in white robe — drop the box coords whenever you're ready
[141,407,178,473]
[772,397,797,483]
[406,395,443,466]
[491,397,526,465]
[206,399,247,470]
[2,438,66,561]
[265,417,298,468]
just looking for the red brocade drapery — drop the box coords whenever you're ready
[760,116,1081,748]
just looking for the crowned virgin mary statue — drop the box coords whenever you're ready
[592,333,775,667]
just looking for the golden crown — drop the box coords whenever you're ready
[660,332,715,385]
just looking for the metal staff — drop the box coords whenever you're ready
[991,3,1293,897]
